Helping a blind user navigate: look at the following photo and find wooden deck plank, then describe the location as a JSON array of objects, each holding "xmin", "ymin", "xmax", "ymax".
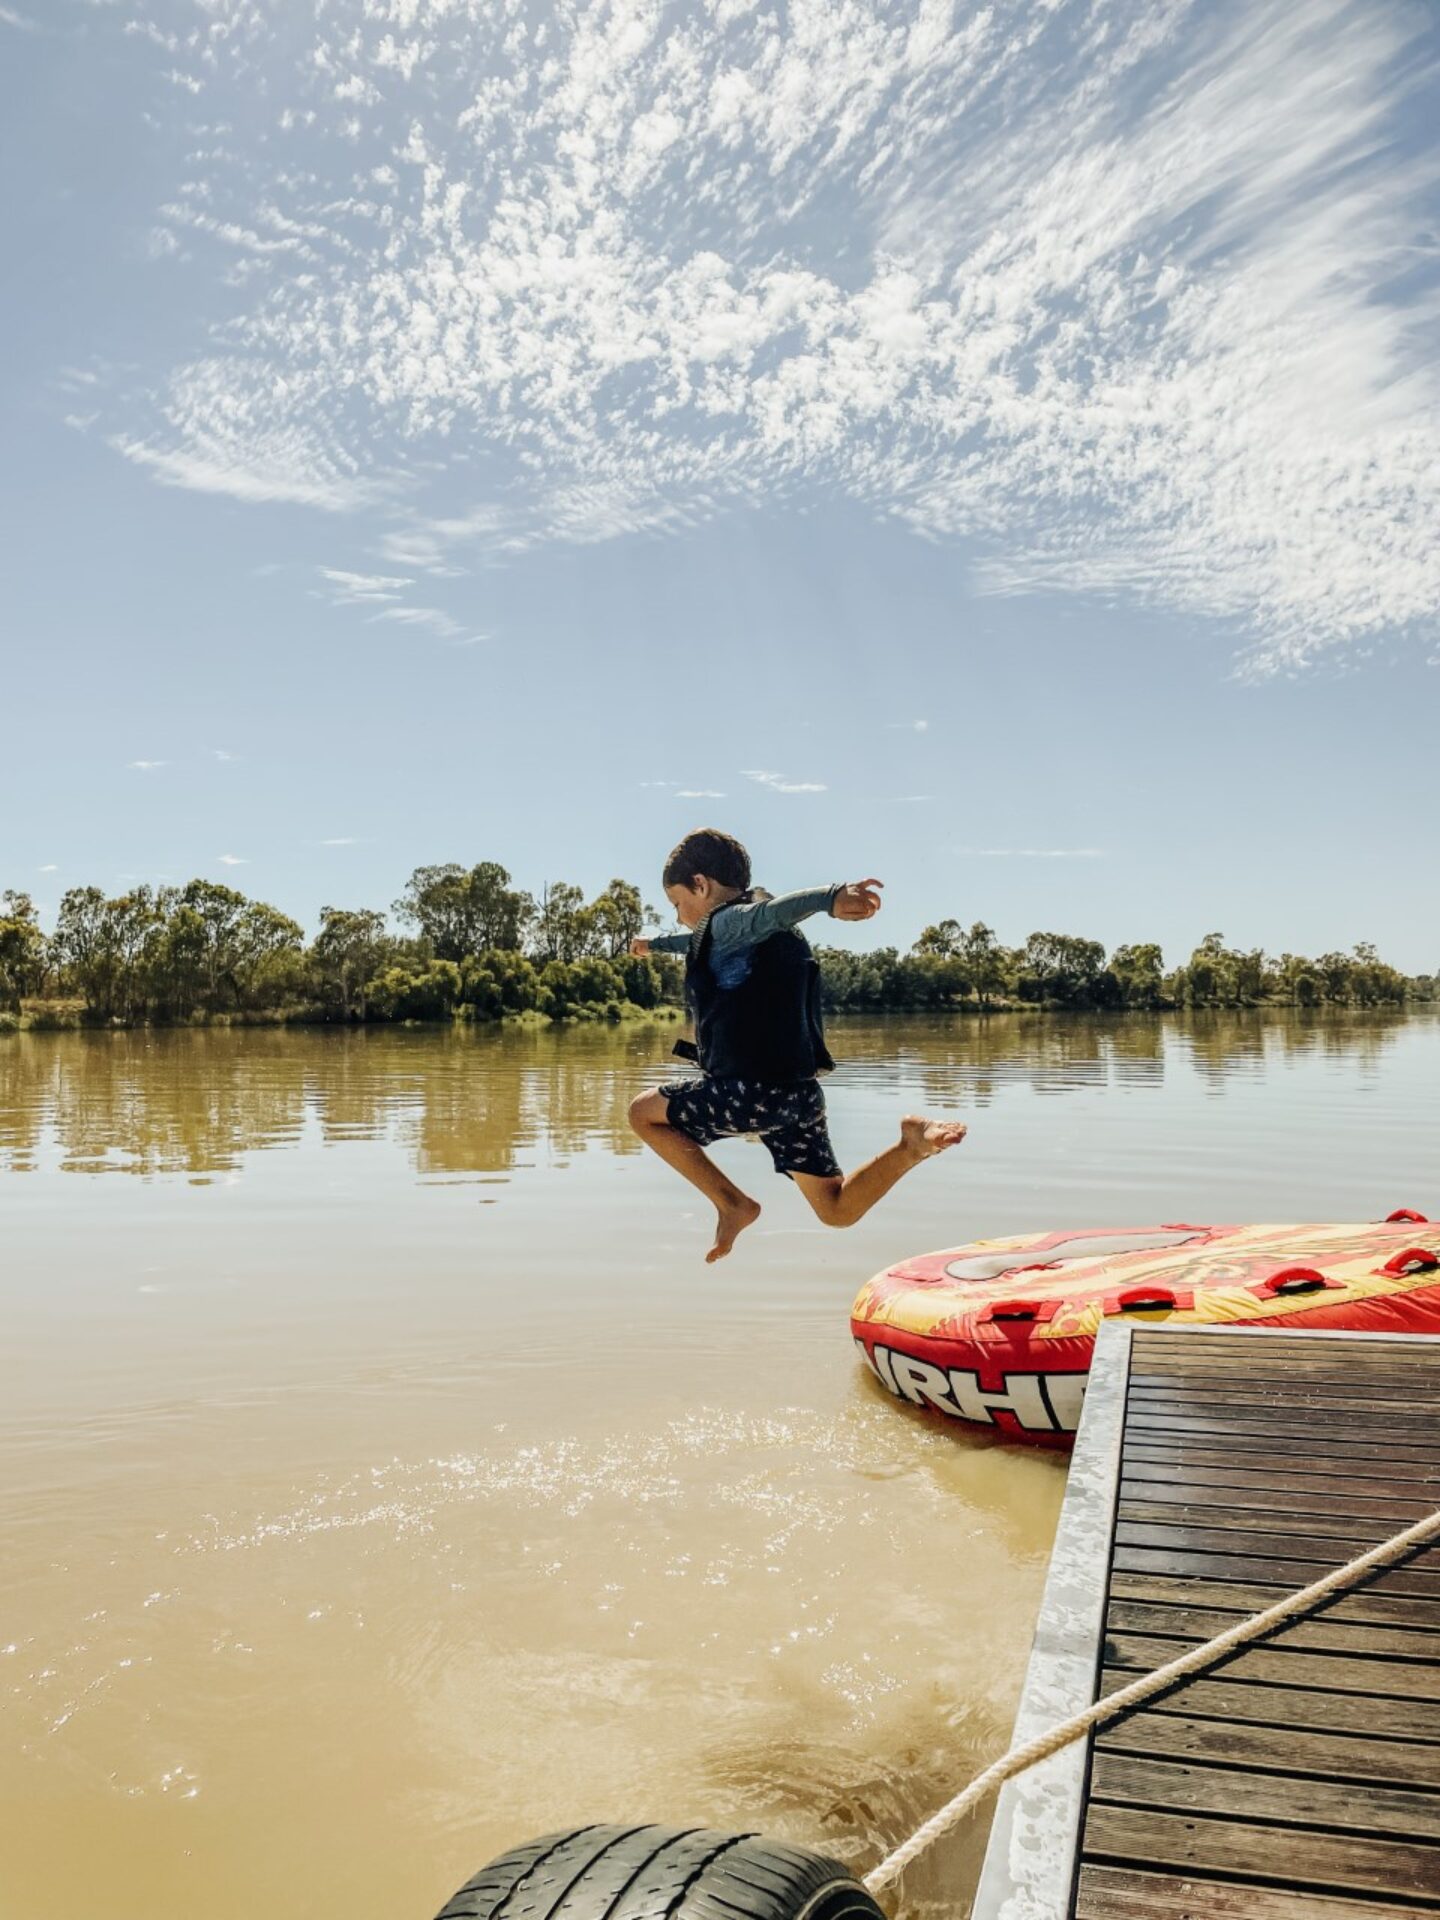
[
  {"xmin": 1121, "ymin": 1420, "xmax": 1440, "ymax": 1459},
  {"xmin": 1094, "ymin": 1710, "xmax": 1440, "ymax": 1790},
  {"xmin": 1097, "ymin": 1667, "xmax": 1440, "ymax": 1740},
  {"xmin": 1124, "ymin": 1399, "xmax": 1440, "ymax": 1434},
  {"xmin": 1120, "ymin": 1463, "xmax": 1439, "ymax": 1514},
  {"xmin": 1080, "ymin": 1804, "xmax": 1440, "ymax": 1901},
  {"xmin": 1122, "ymin": 1441, "xmax": 1440, "ymax": 1485},
  {"xmin": 1104, "ymin": 1631, "xmax": 1440, "ymax": 1701},
  {"xmin": 1121, "ymin": 1414, "xmax": 1440, "ymax": 1457},
  {"xmin": 1087, "ymin": 1752, "xmax": 1440, "ymax": 1841},
  {"xmin": 1127, "ymin": 1381, "xmax": 1440, "ymax": 1415},
  {"xmin": 1111, "ymin": 1543, "xmax": 1440, "ymax": 1597},
  {"xmin": 1127, "ymin": 1339, "xmax": 1440, "ymax": 1366},
  {"xmin": 1116, "ymin": 1498, "xmax": 1428, "ymax": 1545},
  {"xmin": 1106, "ymin": 1569, "xmax": 1440, "ymax": 1630},
  {"xmin": 1074, "ymin": 1863, "xmax": 1431, "ymax": 1920},
  {"xmin": 1106, "ymin": 1597, "xmax": 1440, "ymax": 1660},
  {"xmin": 1128, "ymin": 1369, "xmax": 1440, "ymax": 1403},
  {"xmin": 1112, "ymin": 1518, "xmax": 1440, "ymax": 1569}
]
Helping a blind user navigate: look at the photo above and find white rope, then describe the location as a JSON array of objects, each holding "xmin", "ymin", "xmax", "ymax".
[{"xmin": 862, "ymin": 1502, "xmax": 1440, "ymax": 1898}]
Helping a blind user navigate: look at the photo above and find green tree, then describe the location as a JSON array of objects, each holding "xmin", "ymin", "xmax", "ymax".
[
  {"xmin": 393, "ymin": 863, "xmax": 534, "ymax": 959},
  {"xmin": 312, "ymin": 908, "xmax": 389, "ymax": 1019},
  {"xmin": 52, "ymin": 885, "xmax": 164, "ymax": 1021},
  {"xmin": 963, "ymin": 922, "xmax": 1012, "ymax": 1008},
  {"xmin": 1186, "ymin": 932, "xmax": 1234, "ymax": 1007},
  {"xmin": 915, "ymin": 918, "xmax": 962, "ymax": 958},
  {"xmin": 568, "ymin": 956, "xmax": 625, "ymax": 1004},
  {"xmin": 460, "ymin": 949, "xmax": 541, "ymax": 1018},
  {"xmin": 1109, "ymin": 942, "xmax": 1165, "ymax": 1009},
  {"xmin": 589, "ymin": 879, "xmax": 651, "ymax": 959},
  {"xmin": 367, "ymin": 959, "xmax": 463, "ymax": 1020},
  {"xmin": 616, "ymin": 952, "xmax": 664, "ymax": 1009},
  {"xmin": 1018, "ymin": 931, "xmax": 1106, "ymax": 1005},
  {"xmin": 534, "ymin": 882, "xmax": 594, "ymax": 963},
  {"xmin": 0, "ymin": 892, "xmax": 48, "ymax": 1009},
  {"xmin": 172, "ymin": 881, "xmax": 304, "ymax": 1010}
]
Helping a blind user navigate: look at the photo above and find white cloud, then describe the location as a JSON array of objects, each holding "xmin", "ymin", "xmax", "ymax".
[
  {"xmin": 744, "ymin": 769, "xmax": 827, "ymax": 795},
  {"xmin": 0, "ymin": 6, "xmax": 39, "ymax": 30},
  {"xmin": 319, "ymin": 836, "xmax": 358, "ymax": 846},
  {"xmin": 316, "ymin": 567, "xmax": 411, "ymax": 606},
  {"xmin": 675, "ymin": 789, "xmax": 726, "ymax": 799},
  {"xmin": 114, "ymin": 430, "xmax": 372, "ymax": 513},
  {"xmin": 368, "ymin": 604, "xmax": 464, "ymax": 638},
  {"xmin": 313, "ymin": 566, "xmax": 473, "ymax": 638},
  {"xmin": 127, "ymin": 759, "xmax": 166, "ymax": 771},
  {"xmin": 102, "ymin": 0, "xmax": 1440, "ymax": 670},
  {"xmin": 38, "ymin": 863, "xmax": 58, "ymax": 872},
  {"xmin": 887, "ymin": 720, "xmax": 928, "ymax": 733},
  {"xmin": 217, "ymin": 853, "xmax": 248, "ymax": 866}
]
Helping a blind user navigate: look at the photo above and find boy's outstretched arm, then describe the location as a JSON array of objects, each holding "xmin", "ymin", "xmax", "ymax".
[
  {"xmin": 633, "ymin": 930, "xmax": 690, "ymax": 955},
  {"xmin": 714, "ymin": 877, "xmax": 884, "ymax": 947},
  {"xmin": 629, "ymin": 879, "xmax": 883, "ymax": 958}
]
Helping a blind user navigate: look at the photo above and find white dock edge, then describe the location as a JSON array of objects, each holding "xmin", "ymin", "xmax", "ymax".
[{"xmin": 969, "ymin": 1321, "xmax": 1132, "ymax": 1920}]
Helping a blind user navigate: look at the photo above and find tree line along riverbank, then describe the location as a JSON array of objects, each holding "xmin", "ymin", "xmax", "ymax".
[{"xmin": 0, "ymin": 864, "xmax": 1431, "ymax": 1031}]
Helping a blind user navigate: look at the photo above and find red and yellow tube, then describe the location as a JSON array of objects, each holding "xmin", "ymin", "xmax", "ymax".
[{"xmin": 850, "ymin": 1213, "xmax": 1440, "ymax": 1446}]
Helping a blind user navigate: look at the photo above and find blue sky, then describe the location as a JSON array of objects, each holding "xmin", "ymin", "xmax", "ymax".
[{"xmin": 3, "ymin": 0, "xmax": 1438, "ymax": 970}]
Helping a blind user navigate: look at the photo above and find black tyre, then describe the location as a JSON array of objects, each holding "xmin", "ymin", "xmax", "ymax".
[{"xmin": 434, "ymin": 1823, "xmax": 888, "ymax": 1920}]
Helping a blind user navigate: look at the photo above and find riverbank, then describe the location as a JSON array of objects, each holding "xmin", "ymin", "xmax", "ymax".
[
  {"xmin": 4, "ymin": 994, "xmax": 1434, "ymax": 1035},
  {"xmin": 0, "ymin": 998, "xmax": 687, "ymax": 1034}
]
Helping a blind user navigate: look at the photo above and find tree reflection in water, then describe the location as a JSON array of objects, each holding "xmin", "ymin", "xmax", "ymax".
[{"xmin": 0, "ymin": 1010, "xmax": 1422, "ymax": 1182}]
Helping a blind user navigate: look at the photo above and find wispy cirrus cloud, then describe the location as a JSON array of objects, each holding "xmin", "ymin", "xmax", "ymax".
[
  {"xmin": 315, "ymin": 568, "xmax": 410, "ymax": 608},
  {"xmin": 127, "ymin": 759, "xmax": 166, "ymax": 771},
  {"xmin": 745, "ymin": 769, "xmax": 827, "ymax": 795},
  {"xmin": 369, "ymin": 604, "xmax": 464, "ymax": 638},
  {"xmin": 312, "ymin": 565, "xmax": 478, "ymax": 642},
  {"xmin": 217, "ymin": 853, "xmax": 247, "ymax": 867},
  {"xmin": 96, "ymin": 0, "xmax": 1440, "ymax": 672},
  {"xmin": 675, "ymin": 789, "xmax": 726, "ymax": 799}
]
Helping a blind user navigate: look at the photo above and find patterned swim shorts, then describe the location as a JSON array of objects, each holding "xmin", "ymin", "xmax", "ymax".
[{"xmin": 657, "ymin": 1074, "xmax": 841, "ymax": 1180}]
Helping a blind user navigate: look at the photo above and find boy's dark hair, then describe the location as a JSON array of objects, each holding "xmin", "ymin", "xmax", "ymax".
[{"xmin": 663, "ymin": 828, "xmax": 751, "ymax": 892}]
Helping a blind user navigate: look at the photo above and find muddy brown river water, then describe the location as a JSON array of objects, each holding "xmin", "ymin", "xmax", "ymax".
[{"xmin": 2, "ymin": 1011, "xmax": 1436, "ymax": 1919}]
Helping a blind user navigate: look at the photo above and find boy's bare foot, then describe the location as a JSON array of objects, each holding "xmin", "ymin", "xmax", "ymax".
[
  {"xmin": 707, "ymin": 1193, "xmax": 762, "ymax": 1263},
  {"xmin": 900, "ymin": 1115, "xmax": 969, "ymax": 1162}
]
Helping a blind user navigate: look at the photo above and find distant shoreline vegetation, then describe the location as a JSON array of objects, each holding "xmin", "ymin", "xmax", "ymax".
[{"xmin": 0, "ymin": 869, "xmax": 1432, "ymax": 1033}]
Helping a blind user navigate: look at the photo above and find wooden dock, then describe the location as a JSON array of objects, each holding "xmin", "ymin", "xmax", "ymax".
[{"xmin": 974, "ymin": 1325, "xmax": 1440, "ymax": 1918}]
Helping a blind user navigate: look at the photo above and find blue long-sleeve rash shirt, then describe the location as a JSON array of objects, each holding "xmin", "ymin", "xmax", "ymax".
[{"xmin": 648, "ymin": 884, "xmax": 840, "ymax": 989}]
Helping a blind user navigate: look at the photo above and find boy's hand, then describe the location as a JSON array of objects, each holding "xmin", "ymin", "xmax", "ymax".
[
  {"xmin": 831, "ymin": 878, "xmax": 883, "ymax": 921},
  {"xmin": 630, "ymin": 937, "xmax": 652, "ymax": 956}
]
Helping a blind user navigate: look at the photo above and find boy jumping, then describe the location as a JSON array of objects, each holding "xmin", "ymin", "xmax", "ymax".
[{"xmin": 629, "ymin": 828, "xmax": 967, "ymax": 1262}]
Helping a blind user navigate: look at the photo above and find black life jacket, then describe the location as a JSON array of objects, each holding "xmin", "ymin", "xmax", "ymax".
[{"xmin": 678, "ymin": 892, "xmax": 835, "ymax": 1083}]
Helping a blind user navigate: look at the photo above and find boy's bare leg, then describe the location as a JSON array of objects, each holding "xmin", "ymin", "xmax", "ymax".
[
  {"xmin": 628, "ymin": 1090, "xmax": 762, "ymax": 1262},
  {"xmin": 793, "ymin": 1115, "xmax": 968, "ymax": 1229}
]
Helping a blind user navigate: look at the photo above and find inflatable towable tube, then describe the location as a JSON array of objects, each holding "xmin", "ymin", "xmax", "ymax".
[{"xmin": 851, "ymin": 1213, "xmax": 1440, "ymax": 1447}]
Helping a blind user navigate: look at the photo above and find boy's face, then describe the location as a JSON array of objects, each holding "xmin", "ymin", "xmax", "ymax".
[{"xmin": 665, "ymin": 878, "xmax": 714, "ymax": 929}]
